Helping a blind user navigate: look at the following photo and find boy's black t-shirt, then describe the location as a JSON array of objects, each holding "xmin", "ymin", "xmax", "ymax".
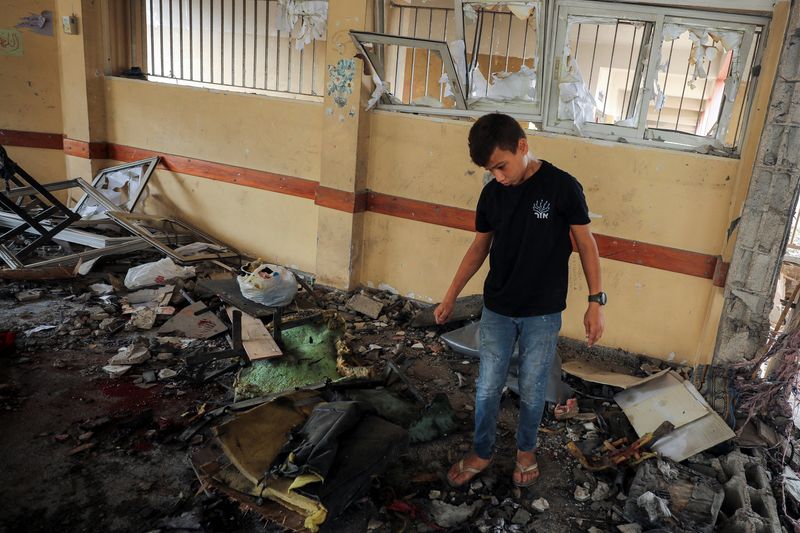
[{"xmin": 475, "ymin": 160, "xmax": 590, "ymax": 317}]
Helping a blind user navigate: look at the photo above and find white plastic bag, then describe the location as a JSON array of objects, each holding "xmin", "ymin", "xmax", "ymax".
[
  {"xmin": 237, "ymin": 263, "xmax": 298, "ymax": 307},
  {"xmin": 124, "ymin": 258, "xmax": 196, "ymax": 289}
]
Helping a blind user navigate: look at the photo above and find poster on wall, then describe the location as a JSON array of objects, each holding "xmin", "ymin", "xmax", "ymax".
[{"xmin": 0, "ymin": 29, "xmax": 23, "ymax": 56}]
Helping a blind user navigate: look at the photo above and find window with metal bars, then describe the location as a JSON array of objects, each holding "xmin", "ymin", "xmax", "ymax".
[
  {"xmin": 546, "ymin": 1, "xmax": 766, "ymax": 153},
  {"xmin": 353, "ymin": 1, "xmax": 543, "ymax": 118},
  {"xmin": 126, "ymin": 0, "xmax": 326, "ymax": 99},
  {"xmin": 360, "ymin": 0, "xmax": 768, "ymax": 155}
]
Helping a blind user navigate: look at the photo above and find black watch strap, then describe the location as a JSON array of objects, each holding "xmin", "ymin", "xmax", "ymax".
[{"xmin": 588, "ymin": 292, "xmax": 607, "ymax": 305}]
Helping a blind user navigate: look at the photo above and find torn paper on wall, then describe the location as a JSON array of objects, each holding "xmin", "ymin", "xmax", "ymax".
[
  {"xmin": 661, "ymin": 24, "xmax": 744, "ymax": 101},
  {"xmin": 76, "ymin": 166, "xmax": 148, "ymax": 221},
  {"xmin": 473, "ymin": 66, "xmax": 537, "ymax": 102},
  {"xmin": 464, "ymin": 2, "xmax": 538, "ymax": 21},
  {"xmin": 277, "ymin": 0, "xmax": 327, "ymax": 51},
  {"xmin": 556, "ymin": 46, "xmax": 596, "ymax": 132}
]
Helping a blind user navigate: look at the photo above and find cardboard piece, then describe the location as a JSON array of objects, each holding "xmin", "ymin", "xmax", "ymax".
[
  {"xmin": 226, "ymin": 307, "xmax": 282, "ymax": 360},
  {"xmin": 614, "ymin": 370, "xmax": 735, "ymax": 462},
  {"xmin": 157, "ymin": 301, "xmax": 227, "ymax": 339},
  {"xmin": 562, "ymin": 360, "xmax": 669, "ymax": 389}
]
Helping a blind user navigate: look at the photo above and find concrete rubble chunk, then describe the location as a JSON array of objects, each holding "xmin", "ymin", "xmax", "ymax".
[
  {"xmin": 158, "ymin": 368, "xmax": 177, "ymax": 380},
  {"xmin": 574, "ymin": 486, "xmax": 591, "ymax": 502},
  {"xmin": 430, "ymin": 500, "xmax": 482, "ymax": 528},
  {"xmin": 511, "ymin": 507, "xmax": 531, "ymax": 525},
  {"xmin": 531, "ymin": 498, "xmax": 549, "ymax": 513},
  {"xmin": 637, "ymin": 491, "xmax": 672, "ymax": 523},
  {"xmin": 109, "ymin": 343, "xmax": 150, "ymax": 366},
  {"xmin": 616, "ymin": 524, "xmax": 642, "ymax": 533},
  {"xmin": 715, "ymin": 450, "xmax": 782, "ymax": 533},
  {"xmin": 346, "ymin": 293, "xmax": 384, "ymax": 319},
  {"xmin": 591, "ymin": 481, "xmax": 611, "ymax": 501},
  {"xmin": 102, "ymin": 364, "xmax": 132, "ymax": 377}
]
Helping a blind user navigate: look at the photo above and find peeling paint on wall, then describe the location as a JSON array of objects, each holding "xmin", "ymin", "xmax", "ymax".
[{"xmin": 327, "ymin": 59, "xmax": 355, "ymax": 108}]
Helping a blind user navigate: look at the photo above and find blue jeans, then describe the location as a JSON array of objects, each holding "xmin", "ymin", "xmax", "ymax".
[{"xmin": 473, "ymin": 307, "xmax": 561, "ymax": 459}]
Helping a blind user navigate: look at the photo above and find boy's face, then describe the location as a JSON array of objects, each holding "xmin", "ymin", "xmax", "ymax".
[{"xmin": 484, "ymin": 138, "xmax": 529, "ymax": 187}]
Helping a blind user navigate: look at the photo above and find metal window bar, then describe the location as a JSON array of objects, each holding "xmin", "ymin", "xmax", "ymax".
[
  {"xmin": 789, "ymin": 205, "xmax": 800, "ymax": 251},
  {"xmin": 134, "ymin": 0, "xmax": 323, "ymax": 98}
]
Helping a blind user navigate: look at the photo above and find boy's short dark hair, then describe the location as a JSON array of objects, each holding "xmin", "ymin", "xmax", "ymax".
[{"xmin": 468, "ymin": 113, "xmax": 526, "ymax": 167}]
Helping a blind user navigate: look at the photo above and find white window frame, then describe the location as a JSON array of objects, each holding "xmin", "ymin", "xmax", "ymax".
[{"xmin": 545, "ymin": 0, "xmax": 767, "ymax": 152}]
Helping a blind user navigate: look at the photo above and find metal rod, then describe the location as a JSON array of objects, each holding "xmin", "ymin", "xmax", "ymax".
[
  {"xmin": 486, "ymin": 12, "xmax": 497, "ymax": 97},
  {"xmin": 298, "ymin": 37, "xmax": 304, "ymax": 93},
  {"xmin": 424, "ymin": 8, "xmax": 433, "ymax": 96},
  {"xmin": 264, "ymin": 0, "xmax": 270, "ymax": 89},
  {"xmin": 440, "ymin": 9, "xmax": 448, "ymax": 101},
  {"xmin": 602, "ymin": 22, "xmax": 619, "ymax": 120},
  {"xmin": 621, "ymin": 24, "xmax": 637, "ymax": 117},
  {"xmin": 409, "ymin": 8, "xmax": 419, "ymax": 102},
  {"xmin": 189, "ymin": 0, "xmax": 194, "ymax": 79},
  {"xmin": 276, "ymin": 25, "xmax": 281, "ymax": 90},
  {"xmin": 656, "ymin": 40, "xmax": 675, "ymax": 128},
  {"xmin": 231, "ymin": 0, "xmax": 235, "ymax": 84},
  {"xmin": 169, "ymin": 0, "xmax": 174, "ymax": 76},
  {"xmin": 311, "ymin": 38, "xmax": 316, "ymax": 95},
  {"xmin": 521, "ymin": 14, "xmax": 530, "ymax": 68},
  {"xmin": 252, "ymin": 0, "xmax": 257, "ymax": 87},
  {"xmin": 587, "ymin": 24, "xmax": 599, "ymax": 91},
  {"xmin": 575, "ymin": 25, "xmax": 581, "ymax": 62},
  {"xmin": 211, "ymin": 0, "xmax": 215, "ymax": 83},
  {"xmin": 158, "ymin": 0, "xmax": 164, "ymax": 75},
  {"xmin": 694, "ymin": 71, "xmax": 710, "ymax": 132},
  {"xmin": 221, "ymin": 0, "xmax": 224, "ymax": 84},
  {"xmin": 242, "ymin": 0, "xmax": 247, "ymax": 87},
  {"xmin": 179, "ymin": 0, "xmax": 186, "ymax": 79},
  {"xmin": 675, "ymin": 51, "xmax": 691, "ymax": 131},
  {"xmin": 394, "ymin": 7, "xmax": 404, "ymax": 95},
  {"xmin": 504, "ymin": 12, "xmax": 512, "ymax": 72},
  {"xmin": 287, "ymin": 17, "xmax": 293, "ymax": 92},
  {"xmin": 130, "ymin": 0, "xmax": 136, "ymax": 66}
]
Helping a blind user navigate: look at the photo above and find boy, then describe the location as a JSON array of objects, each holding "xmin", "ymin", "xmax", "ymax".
[{"xmin": 434, "ymin": 113, "xmax": 605, "ymax": 488}]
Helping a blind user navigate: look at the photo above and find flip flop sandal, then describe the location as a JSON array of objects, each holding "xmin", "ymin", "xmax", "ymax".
[
  {"xmin": 446, "ymin": 457, "xmax": 493, "ymax": 488},
  {"xmin": 513, "ymin": 460, "xmax": 540, "ymax": 488},
  {"xmin": 554, "ymin": 397, "xmax": 579, "ymax": 420}
]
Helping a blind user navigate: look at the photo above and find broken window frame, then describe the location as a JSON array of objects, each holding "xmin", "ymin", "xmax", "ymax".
[
  {"xmin": 364, "ymin": 0, "xmax": 545, "ymax": 120},
  {"xmin": 105, "ymin": 212, "xmax": 241, "ymax": 264},
  {"xmin": 350, "ymin": 30, "xmax": 469, "ymax": 110},
  {"xmin": 72, "ymin": 157, "xmax": 159, "ymax": 220},
  {"xmin": 544, "ymin": 0, "xmax": 768, "ymax": 152}
]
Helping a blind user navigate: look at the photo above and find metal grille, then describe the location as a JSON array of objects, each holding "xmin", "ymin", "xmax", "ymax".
[
  {"xmin": 568, "ymin": 18, "xmax": 651, "ymax": 125},
  {"xmin": 129, "ymin": 0, "xmax": 325, "ymax": 98}
]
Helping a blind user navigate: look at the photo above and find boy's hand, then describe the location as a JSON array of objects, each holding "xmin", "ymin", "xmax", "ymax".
[
  {"xmin": 584, "ymin": 304, "xmax": 605, "ymax": 347},
  {"xmin": 434, "ymin": 298, "xmax": 455, "ymax": 325}
]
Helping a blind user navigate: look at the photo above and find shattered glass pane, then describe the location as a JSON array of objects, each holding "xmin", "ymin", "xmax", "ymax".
[{"xmin": 566, "ymin": 17, "xmax": 650, "ymax": 127}]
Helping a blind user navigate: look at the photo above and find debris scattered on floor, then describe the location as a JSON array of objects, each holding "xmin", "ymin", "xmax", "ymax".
[{"xmin": 2, "ymin": 155, "xmax": 799, "ymax": 532}]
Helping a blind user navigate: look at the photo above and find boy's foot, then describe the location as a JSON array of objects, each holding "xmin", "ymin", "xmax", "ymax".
[
  {"xmin": 513, "ymin": 449, "xmax": 539, "ymax": 487},
  {"xmin": 446, "ymin": 454, "xmax": 493, "ymax": 488}
]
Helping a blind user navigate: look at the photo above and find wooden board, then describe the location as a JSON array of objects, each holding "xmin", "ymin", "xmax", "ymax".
[{"xmin": 226, "ymin": 306, "xmax": 282, "ymax": 360}]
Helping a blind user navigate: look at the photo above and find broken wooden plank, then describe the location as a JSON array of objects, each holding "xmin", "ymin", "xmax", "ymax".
[
  {"xmin": 0, "ymin": 265, "xmax": 76, "ymax": 280},
  {"xmin": 410, "ymin": 294, "xmax": 483, "ymax": 327},
  {"xmin": 225, "ymin": 306, "xmax": 282, "ymax": 360}
]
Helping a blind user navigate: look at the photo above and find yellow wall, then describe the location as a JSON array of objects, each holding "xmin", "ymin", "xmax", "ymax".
[
  {"xmin": 0, "ymin": 1, "xmax": 66, "ymax": 184},
  {"xmin": 361, "ymin": 110, "xmax": 742, "ymax": 362},
  {"xmin": 103, "ymin": 77, "xmax": 321, "ymax": 272}
]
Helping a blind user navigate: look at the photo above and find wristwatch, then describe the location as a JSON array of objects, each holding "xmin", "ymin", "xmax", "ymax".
[{"xmin": 588, "ymin": 292, "xmax": 607, "ymax": 305}]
